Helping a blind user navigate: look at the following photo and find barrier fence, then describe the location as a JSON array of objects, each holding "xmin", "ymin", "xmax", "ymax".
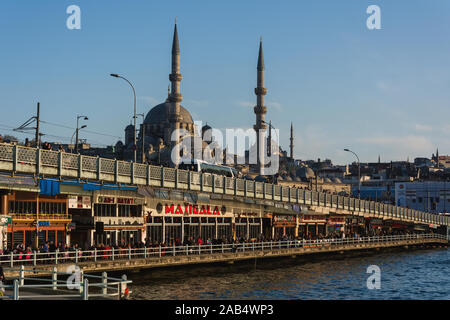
[
  {"xmin": 0, "ymin": 233, "xmax": 447, "ymax": 267},
  {"xmin": 0, "ymin": 267, "xmax": 131, "ymax": 300},
  {"xmin": 0, "ymin": 144, "xmax": 449, "ymax": 226}
]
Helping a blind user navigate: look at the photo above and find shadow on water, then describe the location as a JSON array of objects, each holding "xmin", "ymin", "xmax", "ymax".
[{"xmin": 119, "ymin": 247, "xmax": 450, "ymax": 300}]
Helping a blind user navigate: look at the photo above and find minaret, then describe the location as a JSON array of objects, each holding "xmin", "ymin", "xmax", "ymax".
[
  {"xmin": 290, "ymin": 122, "xmax": 294, "ymax": 160},
  {"xmin": 167, "ymin": 21, "xmax": 183, "ymax": 146},
  {"xmin": 253, "ymin": 38, "xmax": 267, "ymax": 174},
  {"xmin": 436, "ymin": 148, "xmax": 439, "ymax": 167}
]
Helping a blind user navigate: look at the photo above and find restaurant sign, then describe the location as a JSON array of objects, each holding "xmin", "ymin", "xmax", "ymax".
[
  {"xmin": 69, "ymin": 195, "xmax": 92, "ymax": 209},
  {"xmin": 165, "ymin": 203, "xmax": 222, "ymax": 216},
  {"xmin": 0, "ymin": 215, "xmax": 11, "ymax": 227}
]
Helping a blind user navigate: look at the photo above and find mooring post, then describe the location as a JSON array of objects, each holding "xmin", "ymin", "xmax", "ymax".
[
  {"xmin": 102, "ymin": 272, "xmax": 108, "ymax": 295},
  {"xmin": 82, "ymin": 278, "xmax": 89, "ymax": 300},
  {"xmin": 52, "ymin": 266, "xmax": 57, "ymax": 290},
  {"xmin": 79, "ymin": 270, "xmax": 84, "ymax": 294},
  {"xmin": 13, "ymin": 279, "xmax": 19, "ymax": 300},
  {"xmin": 19, "ymin": 265, "xmax": 25, "ymax": 286}
]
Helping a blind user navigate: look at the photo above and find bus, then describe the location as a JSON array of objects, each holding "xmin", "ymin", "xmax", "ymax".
[{"xmin": 178, "ymin": 159, "xmax": 239, "ymax": 178}]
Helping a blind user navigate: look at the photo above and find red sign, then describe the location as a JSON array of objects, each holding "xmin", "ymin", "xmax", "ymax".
[
  {"xmin": 117, "ymin": 198, "xmax": 134, "ymax": 204},
  {"xmin": 165, "ymin": 204, "xmax": 221, "ymax": 216}
]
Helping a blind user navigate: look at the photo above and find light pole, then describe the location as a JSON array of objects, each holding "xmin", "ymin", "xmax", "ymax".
[
  {"xmin": 75, "ymin": 115, "xmax": 88, "ymax": 153},
  {"xmin": 344, "ymin": 148, "xmax": 360, "ymax": 199},
  {"xmin": 111, "ymin": 73, "xmax": 137, "ymax": 163},
  {"xmin": 137, "ymin": 113, "xmax": 145, "ymax": 163}
]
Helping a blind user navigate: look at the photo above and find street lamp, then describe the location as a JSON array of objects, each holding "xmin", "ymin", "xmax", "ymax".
[
  {"xmin": 75, "ymin": 115, "xmax": 88, "ymax": 154},
  {"xmin": 344, "ymin": 148, "xmax": 361, "ymax": 199},
  {"xmin": 137, "ymin": 113, "xmax": 145, "ymax": 163},
  {"xmin": 110, "ymin": 73, "xmax": 137, "ymax": 163}
]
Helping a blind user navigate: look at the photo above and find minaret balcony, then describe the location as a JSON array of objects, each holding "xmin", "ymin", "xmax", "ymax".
[
  {"xmin": 169, "ymin": 73, "xmax": 183, "ymax": 81},
  {"xmin": 253, "ymin": 105, "xmax": 267, "ymax": 114},
  {"xmin": 169, "ymin": 93, "xmax": 183, "ymax": 102},
  {"xmin": 254, "ymin": 87, "xmax": 267, "ymax": 95}
]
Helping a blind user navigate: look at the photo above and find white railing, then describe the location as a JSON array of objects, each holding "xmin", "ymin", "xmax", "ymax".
[
  {"xmin": 0, "ymin": 266, "xmax": 132, "ymax": 300},
  {"xmin": 0, "ymin": 234, "xmax": 446, "ymax": 268},
  {"xmin": 0, "ymin": 143, "xmax": 448, "ymax": 226}
]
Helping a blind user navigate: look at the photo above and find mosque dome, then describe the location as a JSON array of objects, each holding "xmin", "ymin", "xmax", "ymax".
[
  {"xmin": 296, "ymin": 167, "xmax": 315, "ymax": 180},
  {"xmin": 144, "ymin": 102, "xmax": 193, "ymax": 125}
]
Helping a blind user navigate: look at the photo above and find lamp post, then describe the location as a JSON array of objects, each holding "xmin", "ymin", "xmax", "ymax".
[
  {"xmin": 137, "ymin": 113, "xmax": 145, "ymax": 163},
  {"xmin": 344, "ymin": 148, "xmax": 360, "ymax": 199},
  {"xmin": 111, "ymin": 73, "xmax": 137, "ymax": 163},
  {"xmin": 75, "ymin": 115, "xmax": 88, "ymax": 154}
]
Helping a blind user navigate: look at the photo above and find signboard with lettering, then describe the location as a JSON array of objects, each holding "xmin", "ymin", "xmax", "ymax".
[
  {"xmin": 328, "ymin": 217, "xmax": 346, "ymax": 225},
  {"xmin": 0, "ymin": 215, "xmax": 11, "ymax": 227},
  {"xmin": 69, "ymin": 195, "xmax": 92, "ymax": 209},
  {"xmin": 165, "ymin": 203, "xmax": 222, "ymax": 216},
  {"xmin": 38, "ymin": 221, "xmax": 50, "ymax": 227},
  {"xmin": 301, "ymin": 215, "xmax": 327, "ymax": 223},
  {"xmin": 97, "ymin": 196, "xmax": 116, "ymax": 204},
  {"xmin": 117, "ymin": 198, "xmax": 134, "ymax": 205}
]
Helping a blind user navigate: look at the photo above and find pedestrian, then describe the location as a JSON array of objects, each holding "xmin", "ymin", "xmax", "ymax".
[{"xmin": 0, "ymin": 266, "xmax": 5, "ymax": 296}]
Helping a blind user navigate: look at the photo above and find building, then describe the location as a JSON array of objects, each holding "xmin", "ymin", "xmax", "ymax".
[{"xmin": 395, "ymin": 181, "xmax": 450, "ymax": 214}]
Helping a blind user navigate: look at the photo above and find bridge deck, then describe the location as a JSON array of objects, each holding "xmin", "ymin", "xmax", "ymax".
[{"xmin": 4, "ymin": 237, "xmax": 447, "ymax": 278}]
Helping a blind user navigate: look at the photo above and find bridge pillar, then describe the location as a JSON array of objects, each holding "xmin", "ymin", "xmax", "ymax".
[
  {"xmin": 96, "ymin": 156, "xmax": 100, "ymax": 181},
  {"xmin": 36, "ymin": 148, "xmax": 42, "ymax": 176},
  {"xmin": 78, "ymin": 155, "xmax": 83, "ymax": 180},
  {"xmin": 58, "ymin": 151, "xmax": 63, "ymax": 176}
]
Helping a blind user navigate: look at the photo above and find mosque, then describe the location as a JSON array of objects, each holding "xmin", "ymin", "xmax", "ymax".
[{"xmin": 118, "ymin": 22, "xmax": 295, "ymax": 178}]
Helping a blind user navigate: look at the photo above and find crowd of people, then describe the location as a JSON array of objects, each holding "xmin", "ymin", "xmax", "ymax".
[{"xmin": 0, "ymin": 228, "xmax": 436, "ymax": 264}]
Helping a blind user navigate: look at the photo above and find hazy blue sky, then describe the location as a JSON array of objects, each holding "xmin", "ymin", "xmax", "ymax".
[{"xmin": 1, "ymin": 0, "xmax": 450, "ymax": 164}]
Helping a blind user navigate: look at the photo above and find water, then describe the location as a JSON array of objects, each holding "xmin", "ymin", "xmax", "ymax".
[{"xmin": 127, "ymin": 247, "xmax": 450, "ymax": 300}]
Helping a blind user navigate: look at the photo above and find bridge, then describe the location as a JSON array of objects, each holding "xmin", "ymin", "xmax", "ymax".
[
  {"xmin": 0, "ymin": 143, "xmax": 449, "ymax": 227},
  {"xmin": 1, "ymin": 234, "xmax": 448, "ymax": 278}
]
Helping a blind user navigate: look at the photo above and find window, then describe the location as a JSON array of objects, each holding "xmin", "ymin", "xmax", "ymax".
[
  {"xmin": 418, "ymin": 197, "xmax": 423, "ymax": 203},
  {"xmin": 94, "ymin": 204, "xmax": 116, "ymax": 217}
]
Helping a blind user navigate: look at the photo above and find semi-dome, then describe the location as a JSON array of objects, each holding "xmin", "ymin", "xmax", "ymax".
[
  {"xmin": 144, "ymin": 102, "xmax": 194, "ymax": 125},
  {"xmin": 296, "ymin": 166, "xmax": 315, "ymax": 180}
]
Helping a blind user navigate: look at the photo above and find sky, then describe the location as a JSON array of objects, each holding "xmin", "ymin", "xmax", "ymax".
[{"xmin": 1, "ymin": 0, "xmax": 450, "ymax": 165}]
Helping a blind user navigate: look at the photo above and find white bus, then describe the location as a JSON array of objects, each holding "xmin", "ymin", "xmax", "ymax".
[{"xmin": 178, "ymin": 159, "xmax": 239, "ymax": 178}]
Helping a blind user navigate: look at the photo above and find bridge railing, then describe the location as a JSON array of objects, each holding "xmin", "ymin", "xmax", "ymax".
[
  {"xmin": 0, "ymin": 233, "xmax": 446, "ymax": 267},
  {"xmin": 0, "ymin": 143, "xmax": 449, "ymax": 226},
  {"xmin": 0, "ymin": 266, "xmax": 131, "ymax": 300}
]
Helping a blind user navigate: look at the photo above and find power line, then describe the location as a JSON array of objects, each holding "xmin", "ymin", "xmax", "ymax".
[{"xmin": 40, "ymin": 120, "xmax": 122, "ymax": 139}]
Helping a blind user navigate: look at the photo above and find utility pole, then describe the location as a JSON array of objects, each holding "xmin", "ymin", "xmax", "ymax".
[
  {"xmin": 35, "ymin": 102, "xmax": 40, "ymax": 148},
  {"xmin": 138, "ymin": 113, "xmax": 145, "ymax": 163}
]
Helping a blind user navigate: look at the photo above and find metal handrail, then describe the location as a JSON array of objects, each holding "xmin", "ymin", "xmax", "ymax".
[
  {"xmin": 0, "ymin": 267, "xmax": 131, "ymax": 300},
  {"xmin": 0, "ymin": 234, "xmax": 446, "ymax": 267},
  {"xmin": 0, "ymin": 143, "xmax": 448, "ymax": 227}
]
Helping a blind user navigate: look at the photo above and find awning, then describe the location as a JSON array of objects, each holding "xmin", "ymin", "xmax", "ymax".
[
  {"xmin": 264, "ymin": 205, "xmax": 299, "ymax": 215},
  {"xmin": 0, "ymin": 175, "xmax": 40, "ymax": 192}
]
